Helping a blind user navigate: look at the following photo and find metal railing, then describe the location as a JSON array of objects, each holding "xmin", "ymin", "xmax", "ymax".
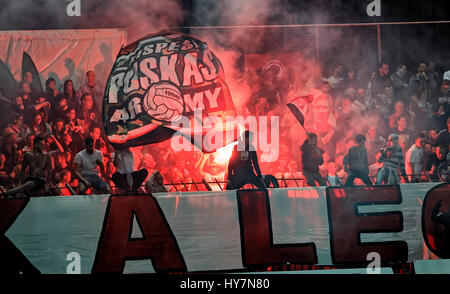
[
  {"xmin": 65, "ymin": 173, "xmax": 445, "ymax": 195},
  {"xmin": 1, "ymin": 172, "xmax": 444, "ymax": 198}
]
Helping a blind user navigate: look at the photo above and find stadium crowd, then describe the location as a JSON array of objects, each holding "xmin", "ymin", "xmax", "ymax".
[
  {"xmin": 243, "ymin": 61, "xmax": 450, "ymax": 187},
  {"xmin": 0, "ymin": 59, "xmax": 449, "ymax": 196}
]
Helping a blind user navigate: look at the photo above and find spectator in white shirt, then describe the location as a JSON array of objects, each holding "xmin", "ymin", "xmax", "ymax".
[
  {"xmin": 74, "ymin": 136, "xmax": 111, "ymax": 194},
  {"xmin": 405, "ymin": 133, "xmax": 426, "ymax": 182},
  {"xmin": 112, "ymin": 147, "xmax": 148, "ymax": 194}
]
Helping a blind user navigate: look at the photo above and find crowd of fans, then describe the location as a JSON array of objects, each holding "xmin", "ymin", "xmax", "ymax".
[
  {"xmin": 241, "ymin": 61, "xmax": 450, "ymax": 186},
  {"xmin": 0, "ymin": 58, "xmax": 449, "ymax": 196},
  {"xmin": 243, "ymin": 62, "xmax": 450, "ymax": 186},
  {"xmin": 0, "ymin": 70, "xmax": 114, "ymax": 195}
]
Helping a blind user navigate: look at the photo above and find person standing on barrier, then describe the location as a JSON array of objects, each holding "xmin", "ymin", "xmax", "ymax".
[
  {"xmin": 226, "ymin": 131, "xmax": 266, "ymax": 190},
  {"xmin": 344, "ymin": 134, "xmax": 372, "ymax": 186},
  {"xmin": 301, "ymin": 132, "xmax": 327, "ymax": 187},
  {"xmin": 112, "ymin": 147, "xmax": 148, "ymax": 194},
  {"xmin": 376, "ymin": 134, "xmax": 409, "ymax": 185}
]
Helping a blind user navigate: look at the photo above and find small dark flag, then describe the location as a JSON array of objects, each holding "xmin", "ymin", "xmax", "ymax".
[
  {"xmin": 22, "ymin": 52, "xmax": 43, "ymax": 96},
  {"xmin": 287, "ymin": 94, "xmax": 314, "ymax": 127},
  {"xmin": 0, "ymin": 60, "xmax": 18, "ymax": 100}
]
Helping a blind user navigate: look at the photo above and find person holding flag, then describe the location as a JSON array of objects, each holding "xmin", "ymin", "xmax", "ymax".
[{"xmin": 301, "ymin": 132, "xmax": 327, "ymax": 187}]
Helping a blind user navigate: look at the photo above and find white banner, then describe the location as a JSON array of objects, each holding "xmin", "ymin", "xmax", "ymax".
[
  {"xmin": 0, "ymin": 29, "xmax": 127, "ymax": 90},
  {"xmin": 3, "ymin": 183, "xmax": 449, "ymax": 274}
]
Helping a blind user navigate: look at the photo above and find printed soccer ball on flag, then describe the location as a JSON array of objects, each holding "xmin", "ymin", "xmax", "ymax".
[{"xmin": 142, "ymin": 82, "xmax": 184, "ymax": 122}]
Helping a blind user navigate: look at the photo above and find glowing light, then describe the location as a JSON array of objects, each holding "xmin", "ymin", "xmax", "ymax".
[{"xmin": 213, "ymin": 142, "xmax": 237, "ymax": 165}]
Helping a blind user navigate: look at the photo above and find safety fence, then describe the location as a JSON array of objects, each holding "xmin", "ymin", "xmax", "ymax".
[{"xmin": 5, "ymin": 172, "xmax": 444, "ymax": 198}]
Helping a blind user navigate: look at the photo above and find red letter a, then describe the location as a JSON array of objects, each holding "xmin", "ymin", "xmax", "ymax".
[{"xmin": 92, "ymin": 195, "xmax": 186, "ymax": 273}]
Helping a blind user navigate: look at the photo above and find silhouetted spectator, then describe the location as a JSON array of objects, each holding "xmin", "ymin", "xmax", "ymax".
[
  {"xmin": 409, "ymin": 63, "xmax": 437, "ymax": 96},
  {"xmin": 390, "ymin": 64, "xmax": 411, "ymax": 103},
  {"xmin": 301, "ymin": 132, "xmax": 326, "ymax": 187},
  {"xmin": 226, "ymin": 131, "xmax": 266, "ymax": 190},
  {"xmin": 371, "ymin": 62, "xmax": 392, "ymax": 96},
  {"xmin": 344, "ymin": 134, "xmax": 372, "ymax": 186},
  {"xmin": 436, "ymin": 116, "xmax": 450, "ymax": 148},
  {"xmin": 427, "ymin": 145, "xmax": 449, "ymax": 182},
  {"xmin": 44, "ymin": 77, "xmax": 59, "ymax": 106}
]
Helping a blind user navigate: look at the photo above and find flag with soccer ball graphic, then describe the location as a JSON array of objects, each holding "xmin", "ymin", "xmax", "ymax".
[{"xmin": 103, "ymin": 30, "xmax": 238, "ymax": 152}]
